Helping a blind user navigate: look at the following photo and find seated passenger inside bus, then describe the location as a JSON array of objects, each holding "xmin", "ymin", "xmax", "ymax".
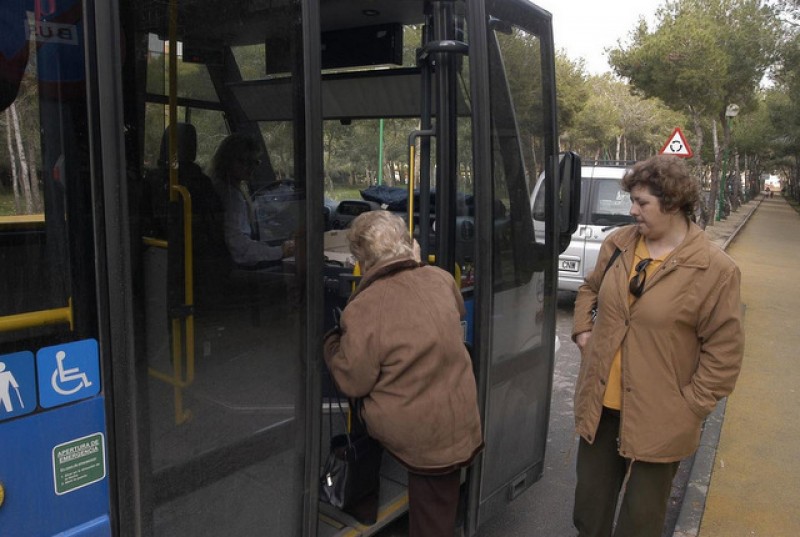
[{"xmin": 209, "ymin": 133, "xmax": 295, "ymax": 269}]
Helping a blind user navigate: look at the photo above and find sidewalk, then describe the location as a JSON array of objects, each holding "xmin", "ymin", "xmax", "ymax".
[
  {"xmin": 673, "ymin": 194, "xmax": 800, "ymax": 536},
  {"xmin": 702, "ymin": 198, "xmax": 761, "ymax": 250}
]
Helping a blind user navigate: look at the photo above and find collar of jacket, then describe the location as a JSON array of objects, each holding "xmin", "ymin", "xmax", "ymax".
[
  {"xmin": 608, "ymin": 221, "xmax": 711, "ymax": 272},
  {"xmin": 349, "ymin": 256, "xmax": 422, "ymax": 302}
]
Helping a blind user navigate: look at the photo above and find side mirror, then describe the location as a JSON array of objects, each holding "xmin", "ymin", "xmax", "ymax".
[{"xmin": 558, "ymin": 151, "xmax": 581, "ymax": 254}]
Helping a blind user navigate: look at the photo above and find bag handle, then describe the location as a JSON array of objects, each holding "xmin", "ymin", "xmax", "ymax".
[
  {"xmin": 601, "ymin": 247, "xmax": 622, "ymax": 281},
  {"xmin": 591, "ymin": 247, "xmax": 622, "ymax": 322},
  {"xmin": 327, "ymin": 380, "xmax": 354, "ymax": 450}
]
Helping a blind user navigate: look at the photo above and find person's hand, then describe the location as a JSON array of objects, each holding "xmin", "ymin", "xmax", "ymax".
[
  {"xmin": 575, "ymin": 331, "xmax": 592, "ymax": 352},
  {"xmin": 282, "ymin": 239, "xmax": 295, "ymax": 258}
]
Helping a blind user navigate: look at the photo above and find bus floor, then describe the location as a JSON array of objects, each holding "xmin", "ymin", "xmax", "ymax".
[
  {"xmin": 318, "ymin": 455, "xmax": 410, "ymax": 537},
  {"xmin": 141, "ymin": 283, "xmax": 413, "ymax": 535}
]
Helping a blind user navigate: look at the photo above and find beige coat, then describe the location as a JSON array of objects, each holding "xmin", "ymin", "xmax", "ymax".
[
  {"xmin": 324, "ymin": 257, "xmax": 483, "ymax": 473},
  {"xmin": 572, "ymin": 223, "xmax": 744, "ymax": 462}
]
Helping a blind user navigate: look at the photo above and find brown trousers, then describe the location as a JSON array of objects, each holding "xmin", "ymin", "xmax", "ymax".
[{"xmin": 408, "ymin": 469, "xmax": 461, "ymax": 537}]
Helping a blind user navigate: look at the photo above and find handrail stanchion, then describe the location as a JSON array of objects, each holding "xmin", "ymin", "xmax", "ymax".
[{"xmin": 0, "ymin": 298, "xmax": 74, "ymax": 333}]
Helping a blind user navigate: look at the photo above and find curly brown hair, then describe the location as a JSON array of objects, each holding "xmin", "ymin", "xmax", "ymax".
[{"xmin": 621, "ymin": 155, "xmax": 700, "ymax": 217}]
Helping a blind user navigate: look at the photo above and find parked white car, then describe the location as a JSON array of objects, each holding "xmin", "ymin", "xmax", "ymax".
[{"xmin": 532, "ymin": 161, "xmax": 634, "ymax": 292}]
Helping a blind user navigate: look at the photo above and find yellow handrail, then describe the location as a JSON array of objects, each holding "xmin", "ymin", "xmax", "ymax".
[
  {"xmin": 145, "ymin": 0, "xmax": 195, "ymax": 424},
  {"xmin": 0, "ymin": 298, "xmax": 74, "ymax": 333},
  {"xmin": 142, "ymin": 236, "xmax": 168, "ymax": 248},
  {"xmin": 147, "ymin": 184, "xmax": 195, "ymax": 425},
  {"xmin": 0, "ymin": 214, "xmax": 45, "ymax": 228}
]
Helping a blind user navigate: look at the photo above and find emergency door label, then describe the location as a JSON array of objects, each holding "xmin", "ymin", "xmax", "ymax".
[{"xmin": 52, "ymin": 432, "xmax": 106, "ymax": 495}]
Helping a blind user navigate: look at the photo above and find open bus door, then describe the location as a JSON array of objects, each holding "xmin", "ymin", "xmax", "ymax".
[{"xmin": 465, "ymin": 0, "xmax": 565, "ymax": 529}]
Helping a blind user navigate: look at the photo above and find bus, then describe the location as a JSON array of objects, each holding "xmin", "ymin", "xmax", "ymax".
[{"xmin": 0, "ymin": 0, "xmax": 580, "ymax": 535}]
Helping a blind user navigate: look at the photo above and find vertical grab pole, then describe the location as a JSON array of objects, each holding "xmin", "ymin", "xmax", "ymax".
[
  {"xmin": 166, "ymin": 0, "xmax": 194, "ymax": 425},
  {"xmin": 408, "ymin": 130, "xmax": 436, "ymax": 238},
  {"xmin": 167, "ymin": 0, "xmax": 178, "ymax": 202},
  {"xmin": 418, "ymin": 17, "xmax": 434, "ymax": 259},
  {"xmin": 167, "ymin": 0, "xmax": 184, "ymax": 425},
  {"xmin": 408, "ymin": 143, "xmax": 416, "ymax": 236},
  {"xmin": 432, "ymin": 0, "xmax": 458, "ymax": 276}
]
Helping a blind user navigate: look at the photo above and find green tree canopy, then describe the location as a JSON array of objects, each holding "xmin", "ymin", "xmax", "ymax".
[{"xmin": 610, "ymin": 0, "xmax": 779, "ymax": 118}]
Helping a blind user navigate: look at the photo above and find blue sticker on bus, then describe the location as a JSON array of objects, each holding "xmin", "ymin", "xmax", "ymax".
[
  {"xmin": 0, "ymin": 351, "xmax": 37, "ymax": 422},
  {"xmin": 37, "ymin": 339, "xmax": 100, "ymax": 408}
]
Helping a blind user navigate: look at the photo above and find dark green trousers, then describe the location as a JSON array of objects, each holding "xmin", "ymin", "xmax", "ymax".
[{"xmin": 574, "ymin": 408, "xmax": 680, "ymax": 537}]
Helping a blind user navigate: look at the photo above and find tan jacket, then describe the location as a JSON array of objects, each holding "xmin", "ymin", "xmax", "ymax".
[
  {"xmin": 324, "ymin": 257, "xmax": 483, "ymax": 473},
  {"xmin": 572, "ymin": 223, "xmax": 744, "ymax": 462}
]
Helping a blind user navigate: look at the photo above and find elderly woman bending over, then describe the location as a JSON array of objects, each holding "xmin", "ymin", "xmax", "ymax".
[{"xmin": 323, "ymin": 210, "xmax": 483, "ymax": 537}]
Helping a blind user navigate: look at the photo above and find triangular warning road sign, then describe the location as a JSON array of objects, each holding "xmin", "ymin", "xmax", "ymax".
[{"xmin": 659, "ymin": 127, "xmax": 693, "ymax": 158}]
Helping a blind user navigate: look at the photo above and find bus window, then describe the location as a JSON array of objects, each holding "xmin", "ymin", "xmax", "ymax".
[
  {"xmin": 232, "ymin": 45, "xmax": 267, "ymax": 81},
  {"xmin": 489, "ymin": 24, "xmax": 546, "ymax": 290},
  {"xmin": 0, "ymin": 2, "xmax": 92, "ymax": 337},
  {"xmin": 146, "ymin": 34, "xmax": 220, "ymax": 103}
]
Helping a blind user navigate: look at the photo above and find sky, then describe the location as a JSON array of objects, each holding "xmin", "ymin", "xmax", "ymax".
[{"xmin": 534, "ymin": 0, "xmax": 667, "ymax": 75}]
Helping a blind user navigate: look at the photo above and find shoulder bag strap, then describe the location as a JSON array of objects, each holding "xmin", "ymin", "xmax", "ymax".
[{"xmin": 591, "ymin": 247, "xmax": 622, "ymax": 322}]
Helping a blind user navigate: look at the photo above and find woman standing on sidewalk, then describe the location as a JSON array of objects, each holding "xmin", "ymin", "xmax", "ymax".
[{"xmin": 571, "ymin": 155, "xmax": 745, "ymax": 537}]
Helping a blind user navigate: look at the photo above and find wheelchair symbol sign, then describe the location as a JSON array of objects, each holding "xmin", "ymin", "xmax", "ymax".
[{"xmin": 37, "ymin": 339, "xmax": 100, "ymax": 408}]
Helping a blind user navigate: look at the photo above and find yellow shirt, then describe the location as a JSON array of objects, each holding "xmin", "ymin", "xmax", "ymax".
[{"xmin": 603, "ymin": 238, "xmax": 664, "ymax": 410}]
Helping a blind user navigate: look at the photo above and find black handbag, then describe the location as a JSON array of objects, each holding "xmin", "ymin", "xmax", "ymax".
[{"xmin": 320, "ymin": 395, "xmax": 383, "ymax": 524}]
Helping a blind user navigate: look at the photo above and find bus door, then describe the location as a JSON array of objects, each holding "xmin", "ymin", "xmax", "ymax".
[
  {"xmin": 0, "ymin": 1, "xmax": 112, "ymax": 535},
  {"xmin": 109, "ymin": 0, "xmax": 315, "ymax": 534},
  {"xmin": 466, "ymin": 0, "xmax": 561, "ymax": 529}
]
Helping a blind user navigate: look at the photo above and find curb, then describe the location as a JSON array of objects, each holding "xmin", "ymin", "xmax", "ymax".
[
  {"xmin": 671, "ymin": 198, "xmax": 761, "ymax": 537},
  {"xmin": 721, "ymin": 198, "xmax": 762, "ymax": 251}
]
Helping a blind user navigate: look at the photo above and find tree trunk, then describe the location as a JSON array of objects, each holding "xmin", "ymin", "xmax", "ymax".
[
  {"xmin": 27, "ymin": 139, "xmax": 42, "ymax": 212},
  {"xmin": 5, "ymin": 108, "xmax": 22, "ymax": 213},
  {"xmin": 529, "ymin": 134, "xmax": 538, "ymax": 179},
  {"xmin": 731, "ymin": 151, "xmax": 741, "ymax": 209},
  {"xmin": 385, "ymin": 161, "xmax": 395, "ymax": 187},
  {"xmin": 10, "ymin": 102, "xmax": 33, "ymax": 214},
  {"xmin": 686, "ymin": 109, "xmax": 710, "ymax": 227},
  {"xmin": 708, "ymin": 119, "xmax": 721, "ymax": 225}
]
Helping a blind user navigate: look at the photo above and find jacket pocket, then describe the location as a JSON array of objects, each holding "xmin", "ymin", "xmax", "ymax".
[{"xmin": 679, "ymin": 384, "xmax": 708, "ymax": 420}]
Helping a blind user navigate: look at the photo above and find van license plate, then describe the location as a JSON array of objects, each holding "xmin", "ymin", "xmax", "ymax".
[{"xmin": 560, "ymin": 259, "xmax": 579, "ymax": 272}]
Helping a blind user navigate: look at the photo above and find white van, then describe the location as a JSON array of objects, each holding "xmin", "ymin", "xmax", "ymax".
[{"xmin": 532, "ymin": 161, "xmax": 634, "ymax": 292}]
